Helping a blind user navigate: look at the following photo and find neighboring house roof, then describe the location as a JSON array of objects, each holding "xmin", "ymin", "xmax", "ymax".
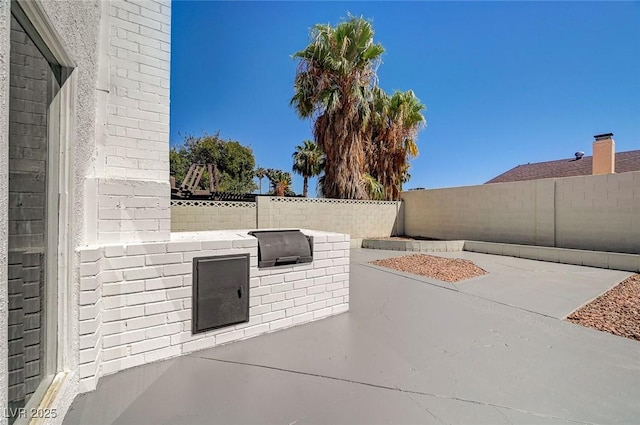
[{"xmin": 486, "ymin": 150, "xmax": 640, "ymax": 184}]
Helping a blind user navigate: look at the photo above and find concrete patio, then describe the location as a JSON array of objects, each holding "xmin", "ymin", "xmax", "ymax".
[{"xmin": 63, "ymin": 249, "xmax": 640, "ymax": 425}]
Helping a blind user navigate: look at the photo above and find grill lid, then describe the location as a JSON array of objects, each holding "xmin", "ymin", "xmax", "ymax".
[{"xmin": 249, "ymin": 230, "xmax": 312, "ymax": 268}]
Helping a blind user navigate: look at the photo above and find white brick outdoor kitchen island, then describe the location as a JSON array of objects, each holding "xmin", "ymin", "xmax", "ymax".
[{"xmin": 76, "ymin": 229, "xmax": 350, "ymax": 393}]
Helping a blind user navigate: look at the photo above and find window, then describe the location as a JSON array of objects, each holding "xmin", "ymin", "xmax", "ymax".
[{"xmin": 7, "ymin": 2, "xmax": 74, "ymax": 423}]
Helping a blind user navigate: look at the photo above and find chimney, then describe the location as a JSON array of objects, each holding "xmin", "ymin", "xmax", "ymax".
[{"xmin": 592, "ymin": 133, "xmax": 615, "ymax": 175}]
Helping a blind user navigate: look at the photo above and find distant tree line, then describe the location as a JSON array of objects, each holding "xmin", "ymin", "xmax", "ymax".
[
  {"xmin": 170, "ymin": 132, "xmax": 258, "ymax": 193},
  {"xmin": 170, "ymin": 132, "xmax": 296, "ymax": 197}
]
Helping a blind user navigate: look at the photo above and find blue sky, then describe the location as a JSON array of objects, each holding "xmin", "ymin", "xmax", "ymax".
[{"xmin": 170, "ymin": 1, "xmax": 640, "ymax": 195}]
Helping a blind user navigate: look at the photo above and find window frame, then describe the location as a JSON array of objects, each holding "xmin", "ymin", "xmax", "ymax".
[{"xmin": 9, "ymin": 1, "xmax": 76, "ymax": 421}]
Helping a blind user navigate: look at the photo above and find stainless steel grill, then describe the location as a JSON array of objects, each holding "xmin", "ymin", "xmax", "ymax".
[{"xmin": 249, "ymin": 230, "xmax": 313, "ymax": 268}]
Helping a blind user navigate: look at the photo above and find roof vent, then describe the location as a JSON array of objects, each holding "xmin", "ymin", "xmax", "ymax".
[{"xmin": 574, "ymin": 151, "xmax": 585, "ymax": 160}]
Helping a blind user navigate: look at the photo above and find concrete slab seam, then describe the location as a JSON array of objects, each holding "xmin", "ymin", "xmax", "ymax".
[{"xmin": 194, "ymin": 356, "xmax": 598, "ymax": 425}]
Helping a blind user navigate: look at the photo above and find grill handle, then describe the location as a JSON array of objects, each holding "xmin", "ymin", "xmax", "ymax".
[{"xmin": 276, "ymin": 256, "xmax": 300, "ymax": 265}]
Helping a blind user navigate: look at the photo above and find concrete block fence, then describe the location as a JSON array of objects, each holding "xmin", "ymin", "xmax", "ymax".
[
  {"xmin": 259, "ymin": 197, "xmax": 403, "ymax": 240},
  {"xmin": 171, "ymin": 200, "xmax": 256, "ymax": 232},
  {"xmin": 402, "ymin": 172, "xmax": 640, "ymax": 255},
  {"xmin": 171, "ymin": 171, "xmax": 639, "ymax": 255},
  {"xmin": 76, "ymin": 229, "xmax": 350, "ymax": 393},
  {"xmin": 170, "ymin": 197, "xmax": 404, "ymax": 244}
]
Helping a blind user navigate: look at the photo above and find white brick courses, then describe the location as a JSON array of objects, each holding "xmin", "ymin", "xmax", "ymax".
[{"xmin": 76, "ymin": 229, "xmax": 349, "ymax": 393}]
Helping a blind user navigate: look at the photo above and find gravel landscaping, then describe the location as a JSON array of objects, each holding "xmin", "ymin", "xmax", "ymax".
[
  {"xmin": 371, "ymin": 254, "xmax": 487, "ymax": 283},
  {"xmin": 566, "ymin": 274, "xmax": 640, "ymax": 341},
  {"xmin": 371, "ymin": 254, "xmax": 640, "ymax": 342}
]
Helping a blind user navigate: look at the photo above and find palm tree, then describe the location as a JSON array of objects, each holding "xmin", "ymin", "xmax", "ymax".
[
  {"xmin": 385, "ymin": 90, "xmax": 425, "ymax": 200},
  {"xmin": 362, "ymin": 173, "xmax": 384, "ymax": 200},
  {"xmin": 291, "ymin": 15, "xmax": 385, "ymax": 200},
  {"xmin": 366, "ymin": 89, "xmax": 425, "ymax": 200},
  {"xmin": 292, "ymin": 140, "xmax": 324, "ymax": 197},
  {"xmin": 266, "ymin": 169, "xmax": 294, "ymax": 197},
  {"xmin": 316, "ymin": 174, "xmax": 326, "ymax": 198},
  {"xmin": 255, "ymin": 167, "xmax": 267, "ymax": 194}
]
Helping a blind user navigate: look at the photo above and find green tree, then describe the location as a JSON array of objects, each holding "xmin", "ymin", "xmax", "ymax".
[
  {"xmin": 171, "ymin": 132, "xmax": 258, "ymax": 193},
  {"xmin": 266, "ymin": 169, "xmax": 295, "ymax": 197},
  {"xmin": 291, "ymin": 15, "xmax": 384, "ymax": 200},
  {"xmin": 292, "ymin": 140, "xmax": 324, "ymax": 197},
  {"xmin": 170, "ymin": 146, "xmax": 190, "ymax": 185}
]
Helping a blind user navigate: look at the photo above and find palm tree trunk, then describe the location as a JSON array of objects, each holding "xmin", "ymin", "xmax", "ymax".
[
  {"xmin": 316, "ymin": 111, "xmax": 367, "ymax": 200},
  {"xmin": 303, "ymin": 177, "xmax": 308, "ymax": 197}
]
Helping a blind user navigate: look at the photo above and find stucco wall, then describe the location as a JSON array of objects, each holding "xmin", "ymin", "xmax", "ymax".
[
  {"xmin": 1, "ymin": 0, "xmax": 101, "ymax": 423},
  {"xmin": 1, "ymin": 0, "xmax": 172, "ymax": 423},
  {"xmin": 170, "ymin": 197, "xmax": 404, "ymax": 240},
  {"xmin": 34, "ymin": 2, "xmax": 101, "ymax": 424},
  {"xmin": 37, "ymin": 0, "xmax": 101, "ymax": 250},
  {"xmin": 402, "ymin": 172, "xmax": 640, "ymax": 254}
]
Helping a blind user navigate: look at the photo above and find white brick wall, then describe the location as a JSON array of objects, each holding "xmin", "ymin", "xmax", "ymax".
[
  {"xmin": 105, "ymin": 0, "xmax": 170, "ymax": 181},
  {"xmin": 90, "ymin": 178, "xmax": 170, "ymax": 244},
  {"xmin": 77, "ymin": 229, "xmax": 350, "ymax": 392},
  {"xmin": 90, "ymin": 0, "xmax": 171, "ymax": 245}
]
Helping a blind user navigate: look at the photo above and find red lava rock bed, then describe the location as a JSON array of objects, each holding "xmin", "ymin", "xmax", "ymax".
[
  {"xmin": 371, "ymin": 254, "xmax": 487, "ymax": 283},
  {"xmin": 567, "ymin": 274, "xmax": 640, "ymax": 341}
]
